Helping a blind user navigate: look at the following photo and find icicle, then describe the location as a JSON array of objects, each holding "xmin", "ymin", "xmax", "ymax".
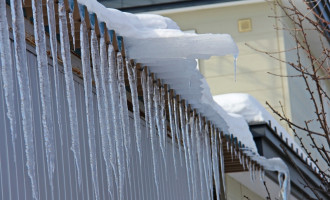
[
  {"xmin": 126, "ymin": 61, "xmax": 145, "ymax": 200},
  {"xmin": 173, "ymin": 97, "xmax": 183, "ymax": 166},
  {"xmin": 108, "ymin": 45, "xmax": 125, "ymax": 200},
  {"xmin": 179, "ymin": 102, "xmax": 192, "ymax": 200},
  {"xmin": 58, "ymin": 1, "xmax": 82, "ymax": 188},
  {"xmin": 226, "ymin": 141, "xmax": 229, "ymax": 151},
  {"xmin": 147, "ymin": 74, "xmax": 160, "ymax": 199},
  {"xmin": 141, "ymin": 68, "xmax": 149, "ymax": 137},
  {"xmin": 126, "ymin": 61, "xmax": 142, "ymax": 165},
  {"xmin": 117, "ymin": 52, "xmax": 133, "ymax": 196},
  {"xmin": 91, "ymin": 28, "xmax": 114, "ymax": 198},
  {"xmin": 31, "ymin": 0, "xmax": 56, "ymax": 196},
  {"xmin": 46, "ymin": 0, "xmax": 64, "ymax": 146},
  {"xmin": 153, "ymin": 82, "xmax": 166, "ymax": 171},
  {"xmin": 99, "ymin": 28, "xmax": 118, "ymax": 195},
  {"xmin": 260, "ymin": 169, "xmax": 265, "ymax": 183},
  {"xmin": 204, "ymin": 123, "xmax": 212, "ymax": 200},
  {"xmin": 0, "ymin": 0, "xmax": 19, "ymax": 198},
  {"xmin": 200, "ymin": 120, "xmax": 210, "ymax": 200},
  {"xmin": 230, "ymin": 144, "xmax": 234, "ymax": 161},
  {"xmin": 160, "ymin": 87, "xmax": 167, "ymax": 158},
  {"xmin": 9, "ymin": 0, "xmax": 38, "ymax": 199},
  {"xmin": 249, "ymin": 161, "xmax": 254, "ymax": 182},
  {"xmin": 211, "ymin": 126, "xmax": 220, "ymax": 200},
  {"xmin": 167, "ymin": 90, "xmax": 178, "ymax": 177},
  {"xmin": 79, "ymin": 16, "xmax": 100, "ymax": 200},
  {"xmin": 187, "ymin": 109, "xmax": 197, "ymax": 200},
  {"xmin": 196, "ymin": 115, "xmax": 205, "ymax": 199},
  {"xmin": 234, "ymin": 55, "xmax": 237, "ymax": 82},
  {"xmin": 219, "ymin": 136, "xmax": 226, "ymax": 196},
  {"xmin": 68, "ymin": 0, "xmax": 75, "ymax": 49},
  {"xmin": 242, "ymin": 154, "xmax": 246, "ymax": 170},
  {"xmin": 238, "ymin": 151, "xmax": 242, "ymax": 164},
  {"xmin": 1, "ymin": 0, "xmax": 17, "ymax": 155}
]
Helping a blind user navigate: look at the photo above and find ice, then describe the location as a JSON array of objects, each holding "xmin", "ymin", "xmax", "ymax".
[
  {"xmin": 147, "ymin": 74, "xmax": 160, "ymax": 199},
  {"xmin": 58, "ymin": 1, "xmax": 82, "ymax": 188},
  {"xmin": 68, "ymin": 0, "xmax": 75, "ymax": 49},
  {"xmin": 211, "ymin": 126, "xmax": 220, "ymax": 200},
  {"xmin": 31, "ymin": 0, "xmax": 56, "ymax": 195},
  {"xmin": 204, "ymin": 123, "xmax": 213, "ymax": 200},
  {"xmin": 0, "ymin": 0, "xmax": 19, "ymax": 198},
  {"xmin": 9, "ymin": 0, "xmax": 38, "ymax": 199},
  {"xmin": 46, "ymin": 0, "xmax": 64, "ymax": 146},
  {"xmin": 117, "ymin": 52, "xmax": 133, "ymax": 195},
  {"xmin": 126, "ymin": 61, "xmax": 145, "ymax": 199},
  {"xmin": 219, "ymin": 137, "xmax": 226, "ymax": 195},
  {"xmin": 91, "ymin": 28, "xmax": 113, "ymax": 198},
  {"xmin": 141, "ymin": 68, "xmax": 149, "ymax": 137},
  {"xmin": 167, "ymin": 90, "xmax": 178, "ymax": 177},
  {"xmin": 178, "ymin": 102, "xmax": 192, "ymax": 200},
  {"xmin": 153, "ymin": 82, "xmax": 166, "ymax": 170},
  {"xmin": 100, "ymin": 30, "xmax": 118, "ymax": 195},
  {"xmin": 173, "ymin": 96, "xmax": 183, "ymax": 166},
  {"xmin": 197, "ymin": 115, "xmax": 206, "ymax": 199},
  {"xmin": 160, "ymin": 87, "xmax": 167, "ymax": 166},
  {"xmin": 126, "ymin": 61, "xmax": 142, "ymax": 165},
  {"xmin": 0, "ymin": 0, "xmax": 17, "ymax": 154},
  {"xmin": 79, "ymin": 17, "xmax": 100, "ymax": 199},
  {"xmin": 186, "ymin": 109, "xmax": 197, "ymax": 200},
  {"xmin": 108, "ymin": 45, "xmax": 125, "ymax": 200}
]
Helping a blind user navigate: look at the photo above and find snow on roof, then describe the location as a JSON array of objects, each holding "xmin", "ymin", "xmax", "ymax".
[
  {"xmin": 76, "ymin": 0, "xmax": 239, "ymax": 136},
  {"xmin": 213, "ymin": 93, "xmax": 315, "ymax": 168}
]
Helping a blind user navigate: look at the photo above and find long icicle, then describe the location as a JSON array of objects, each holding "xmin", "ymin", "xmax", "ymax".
[
  {"xmin": 9, "ymin": 0, "xmax": 38, "ymax": 199},
  {"xmin": 160, "ymin": 87, "xmax": 167, "ymax": 165},
  {"xmin": 173, "ymin": 97, "xmax": 183, "ymax": 166},
  {"xmin": 211, "ymin": 126, "xmax": 220, "ymax": 200},
  {"xmin": 199, "ymin": 118, "xmax": 210, "ymax": 200},
  {"xmin": 99, "ymin": 30, "xmax": 118, "ymax": 196},
  {"xmin": 196, "ymin": 115, "xmax": 205, "ymax": 200},
  {"xmin": 79, "ymin": 17, "xmax": 100, "ymax": 200},
  {"xmin": 141, "ymin": 68, "xmax": 149, "ymax": 139},
  {"xmin": 117, "ymin": 52, "xmax": 133, "ymax": 198},
  {"xmin": 126, "ymin": 61, "xmax": 142, "ymax": 164},
  {"xmin": 108, "ymin": 46, "xmax": 125, "ymax": 200},
  {"xmin": 68, "ymin": 0, "xmax": 75, "ymax": 49},
  {"xmin": 219, "ymin": 133, "xmax": 226, "ymax": 196},
  {"xmin": 90, "ymin": 29, "xmax": 113, "ymax": 199},
  {"xmin": 179, "ymin": 101, "xmax": 192, "ymax": 200},
  {"xmin": 153, "ymin": 82, "xmax": 167, "ymax": 174},
  {"xmin": 58, "ymin": 1, "xmax": 82, "ymax": 188},
  {"xmin": 31, "ymin": 0, "xmax": 56, "ymax": 196},
  {"xmin": 187, "ymin": 109, "xmax": 197, "ymax": 200},
  {"xmin": 46, "ymin": 0, "xmax": 64, "ymax": 146},
  {"xmin": 167, "ymin": 90, "xmax": 178, "ymax": 177},
  {"xmin": 0, "ymin": 0, "xmax": 19, "ymax": 199},
  {"xmin": 204, "ymin": 123, "xmax": 212, "ymax": 200},
  {"xmin": 147, "ymin": 74, "xmax": 160, "ymax": 199},
  {"xmin": 126, "ymin": 61, "xmax": 145, "ymax": 199}
]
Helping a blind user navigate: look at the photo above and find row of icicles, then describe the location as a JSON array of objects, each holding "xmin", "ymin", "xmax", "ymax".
[{"xmin": 0, "ymin": 0, "xmax": 268, "ymax": 200}]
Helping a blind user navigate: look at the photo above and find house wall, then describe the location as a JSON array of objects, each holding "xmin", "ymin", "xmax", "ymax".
[
  {"xmin": 226, "ymin": 174, "xmax": 264, "ymax": 200},
  {"xmin": 158, "ymin": 1, "xmax": 293, "ymax": 135},
  {"xmin": 0, "ymin": 38, "xmax": 193, "ymax": 200}
]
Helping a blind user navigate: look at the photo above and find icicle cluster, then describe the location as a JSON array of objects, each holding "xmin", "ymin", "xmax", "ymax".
[{"xmin": 1, "ymin": 1, "xmax": 291, "ymax": 200}]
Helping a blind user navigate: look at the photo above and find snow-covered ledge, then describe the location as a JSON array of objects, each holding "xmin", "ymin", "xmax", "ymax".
[{"xmin": 214, "ymin": 94, "xmax": 292, "ymax": 199}]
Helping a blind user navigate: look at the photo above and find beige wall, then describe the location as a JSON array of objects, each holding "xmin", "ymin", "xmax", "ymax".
[
  {"xmin": 226, "ymin": 174, "xmax": 264, "ymax": 200},
  {"xmin": 158, "ymin": 1, "xmax": 292, "ymax": 134}
]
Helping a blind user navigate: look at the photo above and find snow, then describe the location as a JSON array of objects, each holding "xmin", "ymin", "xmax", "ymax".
[{"xmin": 213, "ymin": 93, "xmax": 312, "ymax": 168}]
